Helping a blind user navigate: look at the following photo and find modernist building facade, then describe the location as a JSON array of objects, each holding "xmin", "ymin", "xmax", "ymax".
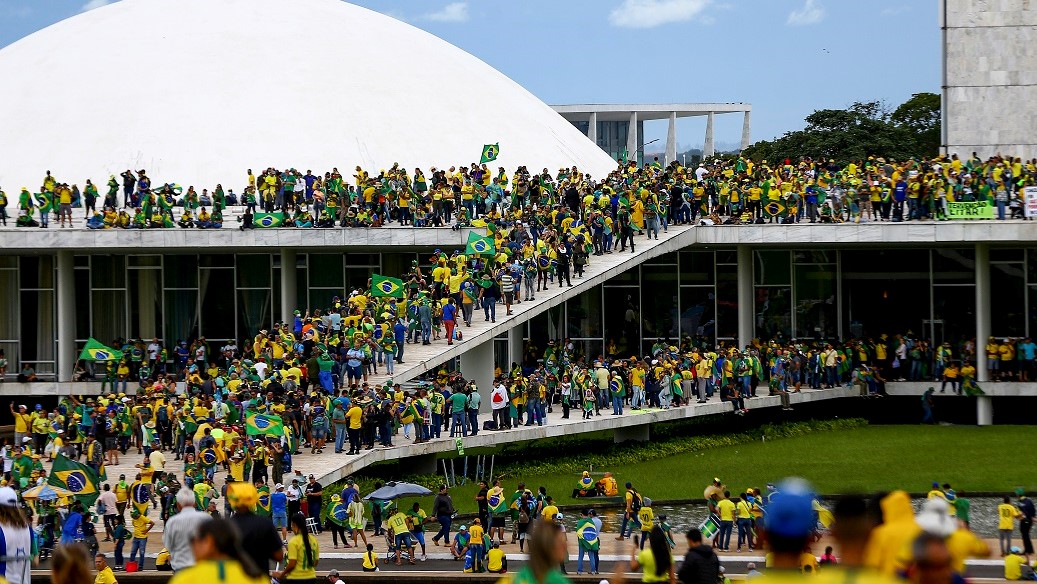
[{"xmin": 2, "ymin": 224, "xmax": 1035, "ymax": 385}]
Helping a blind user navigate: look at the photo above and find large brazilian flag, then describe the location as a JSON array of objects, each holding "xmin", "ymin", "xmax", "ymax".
[
  {"xmin": 48, "ymin": 454, "xmax": 100, "ymax": 505},
  {"xmin": 371, "ymin": 274, "xmax": 405, "ymax": 299},
  {"xmin": 78, "ymin": 338, "xmax": 123, "ymax": 362},
  {"xmin": 246, "ymin": 412, "xmax": 285, "ymax": 437}
]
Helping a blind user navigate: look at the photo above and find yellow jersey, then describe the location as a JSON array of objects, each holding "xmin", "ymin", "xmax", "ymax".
[{"xmin": 168, "ymin": 560, "xmax": 267, "ymax": 584}]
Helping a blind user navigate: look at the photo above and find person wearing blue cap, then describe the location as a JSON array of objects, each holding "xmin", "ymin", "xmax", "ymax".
[{"xmin": 752, "ymin": 479, "xmax": 819, "ymax": 579}]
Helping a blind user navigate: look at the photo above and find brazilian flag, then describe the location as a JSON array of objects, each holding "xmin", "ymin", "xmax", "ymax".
[
  {"xmin": 157, "ymin": 190, "xmax": 176, "ymax": 210},
  {"xmin": 255, "ymin": 212, "xmax": 285, "ymax": 228},
  {"xmin": 465, "ymin": 232, "xmax": 495, "ymax": 256},
  {"xmin": 609, "ymin": 377, "xmax": 626, "ymax": 397},
  {"xmin": 575, "ymin": 520, "xmax": 600, "ymax": 551},
  {"xmin": 48, "ymin": 454, "xmax": 100, "ymax": 505},
  {"xmin": 35, "ymin": 192, "xmax": 53, "ymax": 214},
  {"xmin": 131, "ymin": 480, "xmax": 151, "ymax": 517},
  {"xmin": 488, "ymin": 489, "xmax": 507, "ymax": 514},
  {"xmin": 246, "ymin": 412, "xmax": 285, "ymax": 437},
  {"xmin": 480, "ymin": 143, "xmax": 500, "ymax": 164},
  {"xmin": 763, "ymin": 200, "xmax": 787, "ymax": 219},
  {"xmin": 200, "ymin": 447, "xmax": 220, "ymax": 467},
  {"xmin": 371, "ymin": 274, "xmax": 405, "ymax": 299},
  {"xmin": 78, "ymin": 338, "xmax": 123, "ymax": 362},
  {"xmin": 257, "ymin": 485, "xmax": 271, "ymax": 517},
  {"xmin": 328, "ymin": 500, "xmax": 349, "ymax": 526}
]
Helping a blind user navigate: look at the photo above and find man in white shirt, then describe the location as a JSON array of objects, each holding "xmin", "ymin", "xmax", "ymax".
[
  {"xmin": 163, "ymin": 488, "xmax": 212, "ymax": 572},
  {"xmin": 96, "ymin": 484, "xmax": 119, "ymax": 541},
  {"xmin": 147, "ymin": 339, "xmax": 161, "ymax": 362}
]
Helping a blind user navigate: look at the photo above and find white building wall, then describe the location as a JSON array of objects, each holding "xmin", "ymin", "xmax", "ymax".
[{"xmin": 943, "ymin": 0, "xmax": 1037, "ymax": 159}]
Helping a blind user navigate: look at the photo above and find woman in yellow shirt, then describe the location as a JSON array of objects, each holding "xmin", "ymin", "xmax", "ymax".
[
  {"xmin": 277, "ymin": 512, "xmax": 320, "ymax": 582},
  {"xmin": 629, "ymin": 526, "xmax": 675, "ymax": 583},
  {"xmin": 169, "ymin": 518, "xmax": 267, "ymax": 584}
]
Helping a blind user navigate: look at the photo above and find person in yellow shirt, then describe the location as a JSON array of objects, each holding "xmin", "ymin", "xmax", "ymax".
[
  {"xmin": 1000, "ymin": 496, "xmax": 1023, "ymax": 556},
  {"xmin": 716, "ymin": 491, "xmax": 736, "ymax": 551},
  {"xmin": 8, "ymin": 403, "xmax": 30, "ymax": 448},
  {"xmin": 736, "ymin": 492, "xmax": 756, "ymax": 551},
  {"xmin": 277, "ymin": 513, "xmax": 320, "ymax": 582},
  {"xmin": 94, "ymin": 552, "xmax": 117, "ymax": 584},
  {"xmin": 1004, "ymin": 547, "xmax": 1031, "ymax": 580},
  {"xmin": 638, "ymin": 497, "xmax": 655, "ymax": 549},
  {"xmin": 388, "ymin": 510, "xmax": 416, "ymax": 565},
  {"xmin": 130, "ymin": 509, "xmax": 154, "ymax": 570},
  {"xmin": 487, "ymin": 541, "xmax": 508, "ymax": 574}
]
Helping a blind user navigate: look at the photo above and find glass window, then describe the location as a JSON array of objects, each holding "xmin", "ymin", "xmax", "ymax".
[
  {"xmin": 646, "ymin": 252, "xmax": 677, "ymax": 265},
  {"xmin": 715, "ymin": 264, "xmax": 738, "ymax": 340},
  {"xmin": 679, "ymin": 251, "xmax": 715, "ymax": 285},
  {"xmin": 642, "ymin": 266, "xmax": 678, "ymax": 341},
  {"xmin": 679, "ymin": 287, "xmax": 716, "ymax": 344},
  {"xmin": 932, "ymin": 248, "xmax": 975, "ymax": 284},
  {"xmin": 18, "ymin": 256, "xmax": 53, "ymax": 289},
  {"xmin": 199, "ymin": 254, "xmax": 234, "ymax": 268},
  {"xmin": 346, "ymin": 268, "xmax": 375, "ymax": 291},
  {"xmin": 128, "ymin": 255, "xmax": 161, "ymax": 267},
  {"xmin": 0, "ymin": 270, "xmax": 18, "ymax": 342},
  {"xmin": 755, "ymin": 286, "xmax": 792, "ymax": 340},
  {"xmin": 1030, "ymin": 286, "xmax": 1037, "ymax": 338},
  {"xmin": 566, "ymin": 285, "xmax": 602, "ymax": 339},
  {"xmin": 572, "ymin": 340, "xmax": 604, "ymax": 363},
  {"xmin": 603, "ymin": 287, "xmax": 639, "ymax": 355},
  {"xmin": 754, "ymin": 251, "xmax": 790, "ymax": 286},
  {"xmin": 93, "ymin": 256, "xmax": 126, "ymax": 289},
  {"xmin": 309, "ymin": 254, "xmax": 344, "ymax": 288},
  {"xmin": 237, "ymin": 255, "xmax": 271, "ymax": 288},
  {"xmin": 308, "ymin": 289, "xmax": 340, "ymax": 312},
  {"xmin": 346, "ymin": 253, "xmax": 380, "ymax": 267},
  {"xmin": 164, "ymin": 289, "xmax": 198, "ymax": 348},
  {"xmin": 91, "ymin": 289, "xmax": 126, "ymax": 344},
  {"xmin": 715, "ymin": 250, "xmax": 738, "ymax": 265},
  {"xmin": 200, "ymin": 269, "xmax": 235, "ymax": 340},
  {"xmin": 793, "ymin": 250, "xmax": 835, "ymax": 264},
  {"xmin": 74, "ymin": 269, "xmax": 90, "ymax": 340},
  {"xmin": 933, "ymin": 285, "xmax": 976, "ymax": 346},
  {"xmin": 991, "ymin": 262, "xmax": 1026, "ymax": 337},
  {"xmin": 794, "ymin": 264, "xmax": 837, "ymax": 339},
  {"xmin": 128, "ymin": 269, "xmax": 162, "ymax": 340},
  {"xmin": 238, "ymin": 289, "xmax": 272, "ymax": 340},
  {"xmin": 527, "ymin": 305, "xmax": 564, "ymax": 348},
  {"xmin": 608, "ymin": 266, "xmax": 640, "ymax": 285},
  {"xmin": 990, "ymin": 249, "xmax": 1023, "ymax": 262},
  {"xmin": 842, "ymin": 272, "xmax": 930, "ymax": 341},
  {"xmin": 164, "ymin": 255, "xmax": 198, "ymax": 288},
  {"xmin": 20, "ymin": 290, "xmax": 54, "ymax": 366}
]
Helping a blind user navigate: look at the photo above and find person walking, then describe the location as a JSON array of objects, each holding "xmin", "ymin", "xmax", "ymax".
[
  {"xmin": 431, "ymin": 484, "xmax": 455, "ymax": 547},
  {"xmin": 163, "ymin": 487, "xmax": 213, "ymax": 572}
]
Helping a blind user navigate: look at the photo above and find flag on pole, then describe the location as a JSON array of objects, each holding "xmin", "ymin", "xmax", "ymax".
[
  {"xmin": 465, "ymin": 232, "xmax": 496, "ymax": 256},
  {"xmin": 371, "ymin": 274, "xmax": 405, "ymax": 299},
  {"xmin": 48, "ymin": 455, "xmax": 100, "ymax": 505},
  {"xmin": 480, "ymin": 143, "xmax": 500, "ymax": 164},
  {"xmin": 78, "ymin": 338, "xmax": 123, "ymax": 362}
]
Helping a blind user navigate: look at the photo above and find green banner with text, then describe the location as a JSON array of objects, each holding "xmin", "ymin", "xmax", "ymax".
[{"xmin": 947, "ymin": 201, "xmax": 994, "ymax": 220}]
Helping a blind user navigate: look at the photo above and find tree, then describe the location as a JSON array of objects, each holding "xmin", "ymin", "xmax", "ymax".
[
  {"xmin": 743, "ymin": 93, "xmax": 941, "ymax": 163},
  {"xmin": 891, "ymin": 92, "xmax": 941, "ymax": 157}
]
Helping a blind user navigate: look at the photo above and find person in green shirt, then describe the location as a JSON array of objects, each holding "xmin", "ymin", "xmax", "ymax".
[
  {"xmin": 449, "ymin": 390, "xmax": 468, "ymax": 437},
  {"xmin": 954, "ymin": 492, "xmax": 971, "ymax": 529}
]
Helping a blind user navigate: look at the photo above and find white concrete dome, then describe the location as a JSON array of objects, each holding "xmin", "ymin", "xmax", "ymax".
[{"xmin": 0, "ymin": 0, "xmax": 616, "ymax": 192}]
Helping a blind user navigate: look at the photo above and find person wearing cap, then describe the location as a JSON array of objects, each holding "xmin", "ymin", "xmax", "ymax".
[
  {"xmin": 163, "ymin": 487, "xmax": 212, "ymax": 572},
  {"xmin": 328, "ymin": 566, "xmax": 345, "ymax": 581},
  {"xmin": 1004, "ymin": 546, "xmax": 1033, "ymax": 580},
  {"xmin": 228, "ymin": 482, "xmax": 284, "ymax": 573}
]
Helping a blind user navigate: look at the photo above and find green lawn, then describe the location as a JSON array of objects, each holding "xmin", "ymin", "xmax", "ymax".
[{"xmin": 361, "ymin": 425, "xmax": 1037, "ymax": 513}]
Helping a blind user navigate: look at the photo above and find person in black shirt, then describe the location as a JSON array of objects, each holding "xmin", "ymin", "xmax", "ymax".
[
  {"xmin": 228, "ymin": 482, "xmax": 284, "ymax": 571},
  {"xmin": 305, "ymin": 474, "xmax": 323, "ymax": 532},
  {"xmin": 476, "ymin": 481, "xmax": 489, "ymax": 529}
]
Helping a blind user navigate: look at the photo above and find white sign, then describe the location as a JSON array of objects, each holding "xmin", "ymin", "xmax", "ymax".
[{"xmin": 1026, "ymin": 186, "xmax": 1037, "ymax": 219}]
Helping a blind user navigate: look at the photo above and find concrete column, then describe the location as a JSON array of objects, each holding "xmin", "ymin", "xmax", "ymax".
[
  {"xmin": 704, "ymin": 112, "xmax": 716, "ymax": 159},
  {"xmin": 976, "ymin": 395, "xmax": 993, "ymax": 426},
  {"xmin": 587, "ymin": 112, "xmax": 598, "ymax": 146},
  {"xmin": 281, "ymin": 249, "xmax": 298, "ymax": 326},
  {"xmin": 57, "ymin": 250, "xmax": 75, "ymax": 382},
  {"xmin": 740, "ymin": 110, "xmax": 752, "ymax": 151},
  {"xmin": 975, "ymin": 243, "xmax": 990, "ymax": 382},
  {"xmin": 460, "ymin": 338, "xmax": 495, "ymax": 411},
  {"xmin": 737, "ymin": 245, "xmax": 754, "ymax": 349},
  {"xmin": 665, "ymin": 111, "xmax": 677, "ymax": 165},
  {"xmin": 508, "ymin": 325, "xmax": 524, "ymax": 370},
  {"xmin": 614, "ymin": 425, "xmax": 649, "ymax": 443},
  {"xmin": 626, "ymin": 111, "xmax": 638, "ymax": 164}
]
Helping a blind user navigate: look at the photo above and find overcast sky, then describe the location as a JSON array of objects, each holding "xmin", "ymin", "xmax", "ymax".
[{"xmin": 0, "ymin": 0, "xmax": 939, "ymax": 151}]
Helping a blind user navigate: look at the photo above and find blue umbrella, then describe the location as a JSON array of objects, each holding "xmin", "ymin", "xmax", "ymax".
[{"xmin": 363, "ymin": 481, "xmax": 431, "ymax": 501}]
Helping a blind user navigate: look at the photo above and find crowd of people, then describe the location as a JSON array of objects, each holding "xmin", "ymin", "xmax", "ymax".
[{"xmin": 1, "ymin": 152, "xmax": 1034, "ymax": 230}]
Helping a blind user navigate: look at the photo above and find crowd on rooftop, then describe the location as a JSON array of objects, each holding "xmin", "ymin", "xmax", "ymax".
[{"xmin": 1, "ymin": 152, "xmax": 1034, "ymax": 230}]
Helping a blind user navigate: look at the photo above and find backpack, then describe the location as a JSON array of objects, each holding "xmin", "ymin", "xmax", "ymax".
[
  {"xmin": 81, "ymin": 520, "xmax": 95, "ymax": 537},
  {"xmin": 630, "ymin": 490, "xmax": 643, "ymax": 512},
  {"xmin": 519, "ymin": 503, "xmax": 531, "ymax": 524}
]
